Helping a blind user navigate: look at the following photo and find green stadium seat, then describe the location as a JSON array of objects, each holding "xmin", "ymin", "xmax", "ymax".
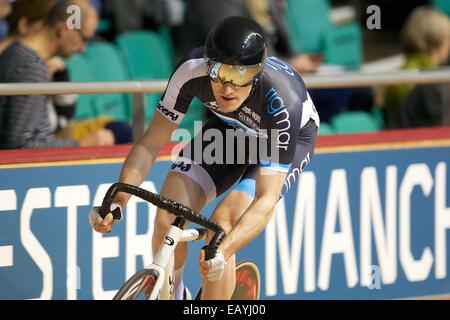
[
  {"xmin": 116, "ymin": 31, "xmax": 173, "ymax": 125},
  {"xmin": 434, "ymin": 0, "xmax": 450, "ymax": 16},
  {"xmin": 83, "ymin": 42, "xmax": 132, "ymax": 122},
  {"xmin": 116, "ymin": 31, "xmax": 205, "ymax": 129},
  {"xmin": 284, "ymin": 0, "xmax": 362, "ymax": 70},
  {"xmin": 285, "ymin": 0, "xmax": 331, "ymax": 53},
  {"xmin": 65, "ymin": 54, "xmax": 96, "ymax": 120},
  {"xmin": 116, "ymin": 31, "xmax": 174, "ymax": 79},
  {"xmin": 318, "ymin": 122, "xmax": 335, "ymax": 135},
  {"xmin": 324, "ymin": 23, "xmax": 362, "ymax": 70},
  {"xmin": 370, "ymin": 107, "xmax": 385, "ymax": 129},
  {"xmin": 158, "ymin": 26, "xmax": 177, "ymax": 67},
  {"xmin": 331, "ymin": 111, "xmax": 381, "ymax": 133}
]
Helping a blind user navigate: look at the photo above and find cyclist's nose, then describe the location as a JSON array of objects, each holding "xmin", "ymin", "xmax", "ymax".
[{"xmin": 222, "ymin": 83, "xmax": 236, "ymax": 95}]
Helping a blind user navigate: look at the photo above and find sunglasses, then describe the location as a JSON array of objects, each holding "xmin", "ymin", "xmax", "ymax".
[
  {"xmin": 210, "ymin": 74, "xmax": 255, "ymax": 88},
  {"xmin": 208, "ymin": 62, "xmax": 262, "ymax": 87}
]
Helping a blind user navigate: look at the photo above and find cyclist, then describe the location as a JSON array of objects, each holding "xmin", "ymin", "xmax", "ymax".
[{"xmin": 89, "ymin": 16, "xmax": 319, "ymax": 300}]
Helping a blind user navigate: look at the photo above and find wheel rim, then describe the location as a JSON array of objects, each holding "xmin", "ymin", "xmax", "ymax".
[
  {"xmin": 114, "ymin": 270, "xmax": 159, "ymax": 300},
  {"xmin": 232, "ymin": 261, "xmax": 260, "ymax": 300}
]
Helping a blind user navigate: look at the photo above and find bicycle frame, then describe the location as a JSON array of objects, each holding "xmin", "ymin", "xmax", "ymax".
[{"xmin": 147, "ymin": 217, "xmax": 208, "ymax": 300}]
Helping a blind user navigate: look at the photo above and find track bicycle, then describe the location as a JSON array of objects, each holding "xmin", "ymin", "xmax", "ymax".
[{"xmin": 99, "ymin": 182, "xmax": 260, "ymax": 300}]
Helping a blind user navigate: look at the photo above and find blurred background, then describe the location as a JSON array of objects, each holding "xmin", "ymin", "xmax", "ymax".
[{"xmin": 0, "ymin": 0, "xmax": 449, "ymax": 148}]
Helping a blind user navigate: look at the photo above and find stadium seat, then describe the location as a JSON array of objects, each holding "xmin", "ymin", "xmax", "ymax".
[
  {"xmin": 318, "ymin": 122, "xmax": 335, "ymax": 135},
  {"xmin": 158, "ymin": 26, "xmax": 177, "ymax": 68},
  {"xmin": 324, "ymin": 23, "xmax": 362, "ymax": 70},
  {"xmin": 285, "ymin": 0, "xmax": 331, "ymax": 53},
  {"xmin": 434, "ymin": 0, "xmax": 450, "ymax": 16},
  {"xmin": 116, "ymin": 31, "xmax": 206, "ymax": 131},
  {"xmin": 116, "ymin": 31, "xmax": 174, "ymax": 79},
  {"xmin": 83, "ymin": 42, "xmax": 132, "ymax": 122},
  {"xmin": 371, "ymin": 107, "xmax": 385, "ymax": 129},
  {"xmin": 285, "ymin": 0, "xmax": 362, "ymax": 70},
  {"xmin": 116, "ymin": 31, "xmax": 173, "ymax": 124},
  {"xmin": 65, "ymin": 54, "xmax": 97, "ymax": 120},
  {"xmin": 331, "ymin": 111, "xmax": 381, "ymax": 133}
]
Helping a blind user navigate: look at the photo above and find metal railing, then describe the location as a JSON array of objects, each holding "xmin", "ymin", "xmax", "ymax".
[
  {"xmin": 1, "ymin": 68, "xmax": 450, "ymax": 95},
  {"xmin": 1, "ymin": 68, "xmax": 450, "ymax": 138}
]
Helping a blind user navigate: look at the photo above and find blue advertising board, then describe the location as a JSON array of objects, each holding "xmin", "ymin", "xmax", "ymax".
[{"xmin": 0, "ymin": 143, "xmax": 449, "ymax": 300}]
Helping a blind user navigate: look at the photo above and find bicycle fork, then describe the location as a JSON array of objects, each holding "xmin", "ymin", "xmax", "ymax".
[{"xmin": 148, "ymin": 217, "xmax": 186, "ymax": 300}]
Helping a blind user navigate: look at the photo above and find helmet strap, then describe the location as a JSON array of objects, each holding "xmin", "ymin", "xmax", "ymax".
[{"xmin": 250, "ymin": 77, "xmax": 260, "ymax": 95}]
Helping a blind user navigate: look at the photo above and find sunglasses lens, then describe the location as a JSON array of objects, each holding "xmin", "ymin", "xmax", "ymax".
[{"xmin": 208, "ymin": 62, "xmax": 262, "ymax": 87}]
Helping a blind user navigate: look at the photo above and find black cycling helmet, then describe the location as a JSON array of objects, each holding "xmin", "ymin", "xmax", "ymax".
[{"xmin": 205, "ymin": 16, "xmax": 267, "ymax": 87}]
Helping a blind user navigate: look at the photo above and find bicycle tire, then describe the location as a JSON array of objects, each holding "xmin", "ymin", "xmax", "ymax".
[
  {"xmin": 231, "ymin": 260, "xmax": 261, "ymax": 300},
  {"xmin": 113, "ymin": 269, "xmax": 159, "ymax": 300},
  {"xmin": 194, "ymin": 260, "xmax": 261, "ymax": 300}
]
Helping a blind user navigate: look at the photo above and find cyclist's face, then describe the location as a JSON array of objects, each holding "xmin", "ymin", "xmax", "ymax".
[{"xmin": 210, "ymin": 80, "xmax": 252, "ymax": 113}]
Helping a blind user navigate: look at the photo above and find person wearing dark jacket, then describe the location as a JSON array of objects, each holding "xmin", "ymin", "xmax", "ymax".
[
  {"xmin": 0, "ymin": 0, "xmax": 115, "ymax": 149},
  {"xmin": 384, "ymin": 6, "xmax": 450, "ymax": 128}
]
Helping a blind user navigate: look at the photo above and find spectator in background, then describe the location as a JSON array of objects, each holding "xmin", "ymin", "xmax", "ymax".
[
  {"xmin": 0, "ymin": 0, "xmax": 81, "ymax": 135},
  {"xmin": 0, "ymin": 0, "xmax": 11, "ymax": 41},
  {"xmin": 176, "ymin": 0, "xmax": 325, "ymax": 73},
  {"xmin": 246, "ymin": 0, "xmax": 373, "ymax": 123},
  {"xmin": 0, "ymin": 0, "xmax": 54, "ymax": 53},
  {"xmin": 0, "ymin": 0, "xmax": 116, "ymax": 149},
  {"xmin": 0, "ymin": 0, "xmax": 132, "ymax": 149},
  {"xmin": 383, "ymin": 6, "xmax": 450, "ymax": 128},
  {"xmin": 175, "ymin": 0, "xmax": 372, "ymax": 124},
  {"xmin": 176, "ymin": 0, "xmax": 321, "ymax": 72},
  {"xmin": 175, "ymin": 0, "xmax": 322, "ymax": 73}
]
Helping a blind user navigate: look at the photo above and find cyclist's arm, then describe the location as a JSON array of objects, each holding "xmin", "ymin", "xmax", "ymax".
[
  {"xmin": 218, "ymin": 168, "xmax": 287, "ymax": 260},
  {"xmin": 113, "ymin": 51, "xmax": 208, "ymax": 207},
  {"xmin": 115, "ymin": 112, "xmax": 178, "ymax": 206}
]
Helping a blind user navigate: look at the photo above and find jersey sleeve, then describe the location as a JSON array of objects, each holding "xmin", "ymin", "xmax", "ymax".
[{"xmin": 156, "ymin": 49, "xmax": 208, "ymax": 125}]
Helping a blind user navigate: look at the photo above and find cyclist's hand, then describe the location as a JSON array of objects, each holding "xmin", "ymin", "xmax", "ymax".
[
  {"xmin": 199, "ymin": 249, "xmax": 227, "ymax": 281},
  {"xmin": 89, "ymin": 202, "xmax": 122, "ymax": 234}
]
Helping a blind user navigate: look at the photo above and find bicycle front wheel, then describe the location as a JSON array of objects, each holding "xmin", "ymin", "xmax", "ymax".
[
  {"xmin": 194, "ymin": 260, "xmax": 261, "ymax": 300},
  {"xmin": 113, "ymin": 269, "xmax": 159, "ymax": 300},
  {"xmin": 231, "ymin": 260, "xmax": 261, "ymax": 300}
]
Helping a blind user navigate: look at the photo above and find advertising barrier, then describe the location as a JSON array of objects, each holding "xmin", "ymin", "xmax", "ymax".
[{"xmin": 1, "ymin": 128, "xmax": 449, "ymax": 300}]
